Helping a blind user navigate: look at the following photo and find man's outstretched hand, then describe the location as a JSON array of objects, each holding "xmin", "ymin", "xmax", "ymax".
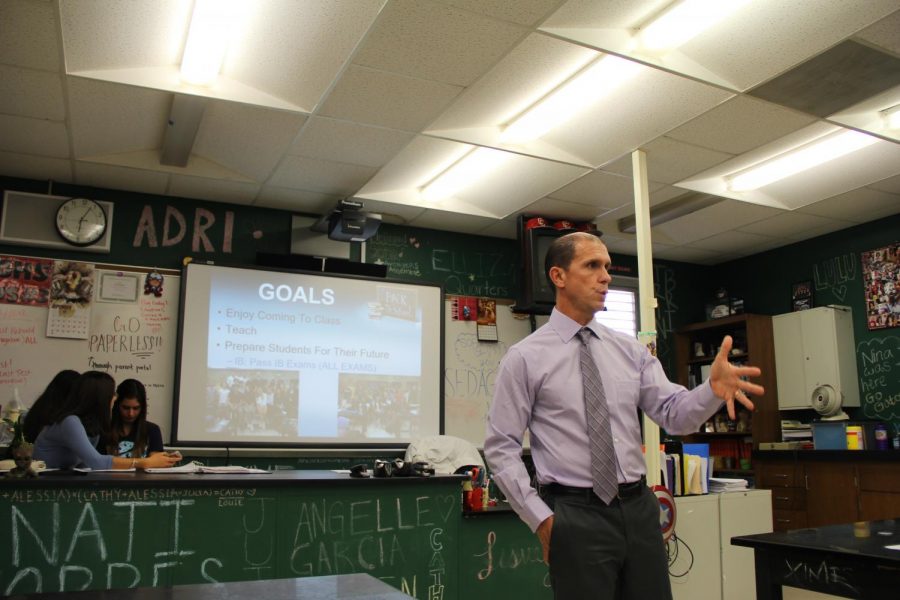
[{"xmin": 709, "ymin": 335, "xmax": 764, "ymax": 419}]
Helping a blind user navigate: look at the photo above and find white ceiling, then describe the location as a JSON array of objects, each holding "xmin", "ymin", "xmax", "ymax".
[{"xmin": 1, "ymin": 0, "xmax": 899, "ymax": 265}]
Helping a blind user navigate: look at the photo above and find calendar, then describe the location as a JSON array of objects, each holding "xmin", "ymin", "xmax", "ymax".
[{"xmin": 45, "ymin": 260, "xmax": 95, "ymax": 340}]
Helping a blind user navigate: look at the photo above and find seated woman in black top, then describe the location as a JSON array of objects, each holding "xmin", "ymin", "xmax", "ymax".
[
  {"xmin": 22, "ymin": 369, "xmax": 80, "ymax": 443},
  {"xmin": 104, "ymin": 379, "xmax": 165, "ymax": 459}
]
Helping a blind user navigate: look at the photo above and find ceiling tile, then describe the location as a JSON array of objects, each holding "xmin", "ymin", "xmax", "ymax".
[
  {"xmin": 353, "ymin": 0, "xmax": 527, "ymax": 87},
  {"xmin": 255, "ymin": 186, "xmax": 342, "ymax": 214},
  {"xmin": 318, "ymin": 65, "xmax": 463, "ymax": 131},
  {"xmin": 0, "ymin": 115, "xmax": 69, "ymax": 158},
  {"xmin": 867, "ymin": 174, "xmax": 900, "ymax": 195},
  {"xmin": 736, "ymin": 211, "xmax": 849, "ymax": 238},
  {"xmin": 748, "ymin": 40, "xmax": 900, "ymax": 118},
  {"xmin": 0, "ymin": 151, "xmax": 72, "ymax": 183},
  {"xmin": 1, "ymin": 0, "xmax": 60, "ymax": 71},
  {"xmin": 653, "ymin": 200, "xmax": 783, "ymax": 244},
  {"xmin": 193, "ymin": 102, "xmax": 307, "ymax": 182},
  {"xmin": 548, "ymin": 170, "xmax": 651, "ymax": 209},
  {"xmin": 686, "ymin": 230, "xmax": 781, "ymax": 254},
  {"xmin": 446, "ymin": 0, "xmax": 562, "ymax": 26},
  {"xmin": 855, "ymin": 9, "xmax": 900, "ymax": 55},
  {"xmin": 666, "ymin": 96, "xmax": 816, "ymax": 155},
  {"xmin": 797, "ymin": 187, "xmax": 900, "ymax": 222},
  {"xmin": 408, "ymin": 209, "xmax": 501, "ymax": 235},
  {"xmin": 68, "ymin": 78, "xmax": 169, "ymax": 157},
  {"xmin": 652, "ymin": 246, "xmax": 728, "ymax": 264},
  {"xmin": 538, "ymin": 68, "xmax": 733, "ymax": 168},
  {"xmin": 517, "ymin": 196, "xmax": 611, "ymax": 222},
  {"xmin": 168, "ymin": 175, "xmax": 261, "ymax": 205},
  {"xmin": 609, "ymin": 137, "xmax": 733, "ymax": 185},
  {"xmin": 223, "ymin": 1, "xmax": 386, "ymax": 111},
  {"xmin": 349, "ymin": 198, "xmax": 426, "ymax": 226},
  {"xmin": 477, "ymin": 218, "xmax": 517, "ymax": 239},
  {"xmin": 0, "ymin": 66, "xmax": 65, "ymax": 121},
  {"xmin": 74, "ymin": 161, "xmax": 170, "ymax": 196},
  {"xmin": 289, "ymin": 118, "xmax": 415, "ymax": 168},
  {"xmin": 268, "ymin": 156, "xmax": 377, "ymax": 196},
  {"xmin": 60, "ymin": 0, "xmax": 188, "ymax": 72}
]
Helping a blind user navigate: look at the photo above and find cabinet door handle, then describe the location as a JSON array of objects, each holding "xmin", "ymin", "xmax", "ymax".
[
  {"xmin": 774, "ymin": 473, "xmax": 788, "ymax": 478},
  {"xmin": 776, "ymin": 518, "xmax": 791, "ymax": 523},
  {"xmin": 805, "ymin": 474, "xmax": 809, "ymax": 490},
  {"xmin": 775, "ymin": 496, "xmax": 789, "ymax": 501}
]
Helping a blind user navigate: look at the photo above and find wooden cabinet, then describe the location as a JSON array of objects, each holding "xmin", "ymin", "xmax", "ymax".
[
  {"xmin": 756, "ymin": 452, "xmax": 900, "ymax": 531},
  {"xmin": 804, "ymin": 462, "xmax": 858, "ymax": 527},
  {"xmin": 674, "ymin": 314, "xmax": 779, "ymax": 451}
]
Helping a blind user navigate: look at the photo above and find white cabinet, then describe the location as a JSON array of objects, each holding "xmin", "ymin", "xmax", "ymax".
[
  {"xmin": 671, "ymin": 495, "xmax": 722, "ymax": 600},
  {"xmin": 720, "ymin": 490, "xmax": 773, "ymax": 600},
  {"xmin": 670, "ymin": 491, "xmax": 773, "ymax": 600},
  {"xmin": 773, "ymin": 306, "xmax": 860, "ymax": 411}
]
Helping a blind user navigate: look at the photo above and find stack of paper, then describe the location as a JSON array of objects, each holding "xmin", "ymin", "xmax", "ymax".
[
  {"xmin": 709, "ymin": 477, "xmax": 748, "ymax": 493},
  {"xmin": 145, "ymin": 461, "xmax": 269, "ymax": 474}
]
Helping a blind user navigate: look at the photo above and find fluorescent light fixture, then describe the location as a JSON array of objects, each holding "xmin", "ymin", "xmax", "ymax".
[
  {"xmin": 420, "ymin": 147, "xmax": 514, "ymax": 202},
  {"xmin": 617, "ymin": 192, "xmax": 724, "ymax": 233},
  {"xmin": 180, "ymin": 0, "xmax": 242, "ymax": 86},
  {"xmin": 726, "ymin": 129, "xmax": 878, "ymax": 192},
  {"xmin": 882, "ymin": 104, "xmax": 900, "ymax": 129},
  {"xmin": 637, "ymin": 0, "xmax": 751, "ymax": 54},
  {"xmin": 499, "ymin": 55, "xmax": 642, "ymax": 144}
]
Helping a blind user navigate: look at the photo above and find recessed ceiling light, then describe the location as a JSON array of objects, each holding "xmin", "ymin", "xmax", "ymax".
[
  {"xmin": 180, "ymin": 0, "xmax": 244, "ymax": 86},
  {"xmin": 726, "ymin": 129, "xmax": 878, "ymax": 192},
  {"xmin": 420, "ymin": 147, "xmax": 514, "ymax": 202},
  {"xmin": 882, "ymin": 104, "xmax": 900, "ymax": 130},
  {"xmin": 636, "ymin": 0, "xmax": 751, "ymax": 54}
]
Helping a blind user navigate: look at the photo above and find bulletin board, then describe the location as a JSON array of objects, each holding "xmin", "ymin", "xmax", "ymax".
[{"xmin": 0, "ymin": 254, "xmax": 179, "ymax": 442}]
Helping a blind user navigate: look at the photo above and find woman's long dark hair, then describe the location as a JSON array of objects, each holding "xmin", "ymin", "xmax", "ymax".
[
  {"xmin": 107, "ymin": 379, "xmax": 149, "ymax": 458},
  {"xmin": 46, "ymin": 371, "xmax": 115, "ymax": 438},
  {"xmin": 23, "ymin": 369, "xmax": 80, "ymax": 442}
]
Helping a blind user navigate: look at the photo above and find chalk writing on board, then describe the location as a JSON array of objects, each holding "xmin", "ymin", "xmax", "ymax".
[
  {"xmin": 5, "ymin": 499, "xmax": 222, "ymax": 595},
  {"xmin": 783, "ymin": 559, "xmax": 858, "ymax": 595},
  {"xmin": 857, "ymin": 336, "xmax": 900, "ymax": 420},
  {"xmin": 813, "ymin": 253, "xmax": 856, "ymax": 302},
  {"xmin": 432, "ymin": 248, "xmax": 514, "ymax": 298},
  {"xmin": 473, "ymin": 530, "xmax": 550, "ymax": 587},
  {"xmin": 428, "ymin": 526, "xmax": 446, "ymax": 600},
  {"xmin": 654, "ymin": 265, "xmax": 677, "ymax": 359}
]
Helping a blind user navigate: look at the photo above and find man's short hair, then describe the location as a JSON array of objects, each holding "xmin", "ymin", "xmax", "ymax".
[{"xmin": 544, "ymin": 232, "xmax": 603, "ymax": 290}]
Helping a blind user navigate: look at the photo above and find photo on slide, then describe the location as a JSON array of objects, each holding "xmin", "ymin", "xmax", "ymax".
[
  {"xmin": 205, "ymin": 369, "xmax": 299, "ymax": 437},
  {"xmin": 336, "ymin": 374, "xmax": 421, "ymax": 439}
]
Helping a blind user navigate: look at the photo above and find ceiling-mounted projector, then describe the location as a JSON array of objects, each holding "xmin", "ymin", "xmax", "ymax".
[{"xmin": 313, "ymin": 199, "xmax": 381, "ymax": 243}]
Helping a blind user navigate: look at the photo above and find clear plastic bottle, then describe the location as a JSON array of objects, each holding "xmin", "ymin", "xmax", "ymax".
[{"xmin": 3, "ymin": 388, "xmax": 23, "ymax": 423}]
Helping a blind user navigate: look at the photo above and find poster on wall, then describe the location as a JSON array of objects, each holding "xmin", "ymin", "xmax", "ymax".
[
  {"xmin": 861, "ymin": 242, "xmax": 899, "ymax": 330},
  {"xmin": 46, "ymin": 261, "xmax": 95, "ymax": 339},
  {"xmin": 0, "ymin": 256, "xmax": 53, "ymax": 306}
]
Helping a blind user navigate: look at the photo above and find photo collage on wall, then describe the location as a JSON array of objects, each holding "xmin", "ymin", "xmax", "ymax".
[{"xmin": 861, "ymin": 242, "xmax": 899, "ymax": 330}]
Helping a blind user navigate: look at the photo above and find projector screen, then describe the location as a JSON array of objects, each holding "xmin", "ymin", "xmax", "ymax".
[{"xmin": 173, "ymin": 262, "xmax": 444, "ymax": 447}]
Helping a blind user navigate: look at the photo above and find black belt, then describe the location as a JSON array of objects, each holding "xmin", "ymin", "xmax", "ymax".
[{"xmin": 540, "ymin": 476, "xmax": 646, "ymax": 502}]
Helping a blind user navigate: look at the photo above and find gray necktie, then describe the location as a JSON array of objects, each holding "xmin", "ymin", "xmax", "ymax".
[{"xmin": 577, "ymin": 328, "xmax": 618, "ymax": 504}]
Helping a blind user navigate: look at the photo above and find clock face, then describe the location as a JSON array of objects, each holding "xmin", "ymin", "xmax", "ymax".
[{"xmin": 55, "ymin": 198, "xmax": 107, "ymax": 246}]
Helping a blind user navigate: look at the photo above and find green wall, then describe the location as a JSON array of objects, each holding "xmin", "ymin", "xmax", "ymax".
[{"xmin": 714, "ymin": 214, "xmax": 900, "ymax": 429}]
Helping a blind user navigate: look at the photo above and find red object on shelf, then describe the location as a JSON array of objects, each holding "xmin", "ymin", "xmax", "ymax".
[
  {"xmin": 553, "ymin": 220, "xmax": 575, "ymax": 231},
  {"xmin": 525, "ymin": 216, "xmax": 551, "ymax": 230}
]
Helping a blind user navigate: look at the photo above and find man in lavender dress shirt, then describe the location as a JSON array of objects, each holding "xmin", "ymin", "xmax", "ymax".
[{"xmin": 485, "ymin": 232, "xmax": 762, "ymax": 600}]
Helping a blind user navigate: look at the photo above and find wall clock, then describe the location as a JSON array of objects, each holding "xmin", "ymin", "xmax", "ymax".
[{"xmin": 55, "ymin": 197, "xmax": 108, "ymax": 246}]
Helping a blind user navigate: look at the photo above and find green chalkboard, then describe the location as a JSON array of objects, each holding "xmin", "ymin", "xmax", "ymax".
[
  {"xmin": 717, "ymin": 214, "xmax": 900, "ymax": 428},
  {"xmin": 365, "ymin": 224, "xmax": 519, "ymax": 299},
  {"xmin": 458, "ymin": 511, "xmax": 551, "ymax": 599},
  {"xmin": 0, "ymin": 475, "xmax": 459, "ymax": 597}
]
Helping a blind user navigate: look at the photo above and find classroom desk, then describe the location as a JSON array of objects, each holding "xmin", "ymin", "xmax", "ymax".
[
  {"xmin": 0, "ymin": 470, "xmax": 462, "ymax": 597},
  {"xmin": 6, "ymin": 572, "xmax": 414, "ymax": 599},
  {"xmin": 731, "ymin": 519, "xmax": 900, "ymax": 599}
]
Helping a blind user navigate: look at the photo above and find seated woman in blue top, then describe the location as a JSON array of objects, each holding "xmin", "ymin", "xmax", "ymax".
[
  {"xmin": 33, "ymin": 371, "xmax": 179, "ymax": 470},
  {"xmin": 102, "ymin": 379, "xmax": 166, "ymax": 459}
]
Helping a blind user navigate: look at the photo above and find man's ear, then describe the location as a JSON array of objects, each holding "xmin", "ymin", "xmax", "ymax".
[{"xmin": 549, "ymin": 265, "xmax": 565, "ymax": 288}]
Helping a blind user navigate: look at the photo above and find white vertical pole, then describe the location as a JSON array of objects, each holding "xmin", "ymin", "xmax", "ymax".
[{"xmin": 632, "ymin": 149, "xmax": 661, "ymax": 487}]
